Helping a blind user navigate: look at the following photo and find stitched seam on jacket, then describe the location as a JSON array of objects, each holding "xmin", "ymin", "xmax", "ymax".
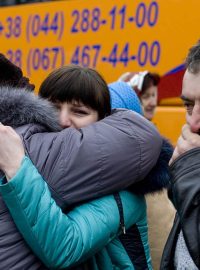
[
  {"xmin": 95, "ymin": 125, "xmax": 107, "ymax": 195},
  {"xmin": 23, "ymin": 134, "xmax": 67, "ymax": 205},
  {"xmin": 124, "ymin": 111, "xmax": 142, "ymax": 179}
]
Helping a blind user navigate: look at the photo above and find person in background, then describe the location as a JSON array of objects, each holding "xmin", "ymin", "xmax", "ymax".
[
  {"xmin": 0, "ymin": 60, "xmax": 167, "ymax": 269},
  {"xmin": 160, "ymin": 40, "xmax": 200, "ymax": 270},
  {"xmin": 118, "ymin": 71, "xmax": 160, "ymax": 121},
  {"xmin": 119, "ymin": 70, "xmax": 175, "ymax": 270}
]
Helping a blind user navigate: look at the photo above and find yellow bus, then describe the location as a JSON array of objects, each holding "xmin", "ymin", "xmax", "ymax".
[{"xmin": 0, "ymin": 0, "xmax": 198, "ymax": 145}]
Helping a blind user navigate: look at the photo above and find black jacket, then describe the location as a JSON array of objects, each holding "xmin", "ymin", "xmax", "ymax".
[{"xmin": 160, "ymin": 148, "xmax": 200, "ymax": 269}]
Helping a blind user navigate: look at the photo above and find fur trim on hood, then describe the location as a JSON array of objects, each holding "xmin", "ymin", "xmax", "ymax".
[
  {"xmin": 130, "ymin": 138, "xmax": 173, "ymax": 195},
  {"xmin": 0, "ymin": 86, "xmax": 61, "ymax": 132}
]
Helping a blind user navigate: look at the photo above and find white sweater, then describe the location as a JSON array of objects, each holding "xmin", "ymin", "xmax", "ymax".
[{"xmin": 174, "ymin": 230, "xmax": 198, "ymax": 270}]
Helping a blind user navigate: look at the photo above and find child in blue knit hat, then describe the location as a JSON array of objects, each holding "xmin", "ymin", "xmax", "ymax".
[{"xmin": 108, "ymin": 81, "xmax": 143, "ymax": 115}]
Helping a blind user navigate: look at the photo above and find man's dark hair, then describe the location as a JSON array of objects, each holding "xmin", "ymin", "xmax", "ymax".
[
  {"xmin": 185, "ymin": 40, "xmax": 200, "ymax": 74},
  {"xmin": 39, "ymin": 64, "xmax": 111, "ymax": 120}
]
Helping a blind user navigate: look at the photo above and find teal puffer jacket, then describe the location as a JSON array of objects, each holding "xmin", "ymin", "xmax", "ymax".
[{"xmin": 0, "ymin": 157, "xmax": 152, "ymax": 269}]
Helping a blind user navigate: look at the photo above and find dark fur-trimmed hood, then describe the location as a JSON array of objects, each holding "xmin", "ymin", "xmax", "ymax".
[{"xmin": 0, "ymin": 86, "xmax": 61, "ymax": 132}]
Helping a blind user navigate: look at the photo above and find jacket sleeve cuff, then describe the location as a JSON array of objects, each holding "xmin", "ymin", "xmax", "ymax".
[{"xmin": 0, "ymin": 156, "xmax": 30, "ymax": 194}]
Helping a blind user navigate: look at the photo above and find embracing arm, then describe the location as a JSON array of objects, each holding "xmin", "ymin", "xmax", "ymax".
[
  {"xmin": 25, "ymin": 109, "xmax": 163, "ymax": 205},
  {"xmin": 0, "ymin": 156, "xmax": 146, "ymax": 269}
]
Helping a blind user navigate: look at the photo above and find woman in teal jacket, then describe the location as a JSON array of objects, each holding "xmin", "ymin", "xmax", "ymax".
[
  {"xmin": 0, "ymin": 156, "xmax": 150, "ymax": 269},
  {"xmin": 0, "ymin": 80, "xmax": 172, "ymax": 269}
]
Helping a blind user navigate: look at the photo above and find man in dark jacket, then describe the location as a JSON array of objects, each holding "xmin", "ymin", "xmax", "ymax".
[{"xmin": 160, "ymin": 41, "xmax": 200, "ymax": 269}]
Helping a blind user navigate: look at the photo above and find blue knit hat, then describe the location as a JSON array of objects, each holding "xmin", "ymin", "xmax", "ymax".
[{"xmin": 108, "ymin": 81, "xmax": 143, "ymax": 115}]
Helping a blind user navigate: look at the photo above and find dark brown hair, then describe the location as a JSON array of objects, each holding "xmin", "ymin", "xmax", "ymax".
[{"xmin": 39, "ymin": 65, "xmax": 111, "ymax": 120}]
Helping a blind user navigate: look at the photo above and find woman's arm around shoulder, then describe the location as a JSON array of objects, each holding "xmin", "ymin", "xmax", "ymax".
[{"xmin": 26, "ymin": 109, "xmax": 163, "ymax": 205}]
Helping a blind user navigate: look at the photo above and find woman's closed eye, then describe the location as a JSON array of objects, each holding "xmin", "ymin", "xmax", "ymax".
[{"xmin": 72, "ymin": 108, "xmax": 89, "ymax": 116}]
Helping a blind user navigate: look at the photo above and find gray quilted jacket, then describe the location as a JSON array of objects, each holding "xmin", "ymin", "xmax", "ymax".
[{"xmin": 0, "ymin": 87, "xmax": 163, "ymax": 269}]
